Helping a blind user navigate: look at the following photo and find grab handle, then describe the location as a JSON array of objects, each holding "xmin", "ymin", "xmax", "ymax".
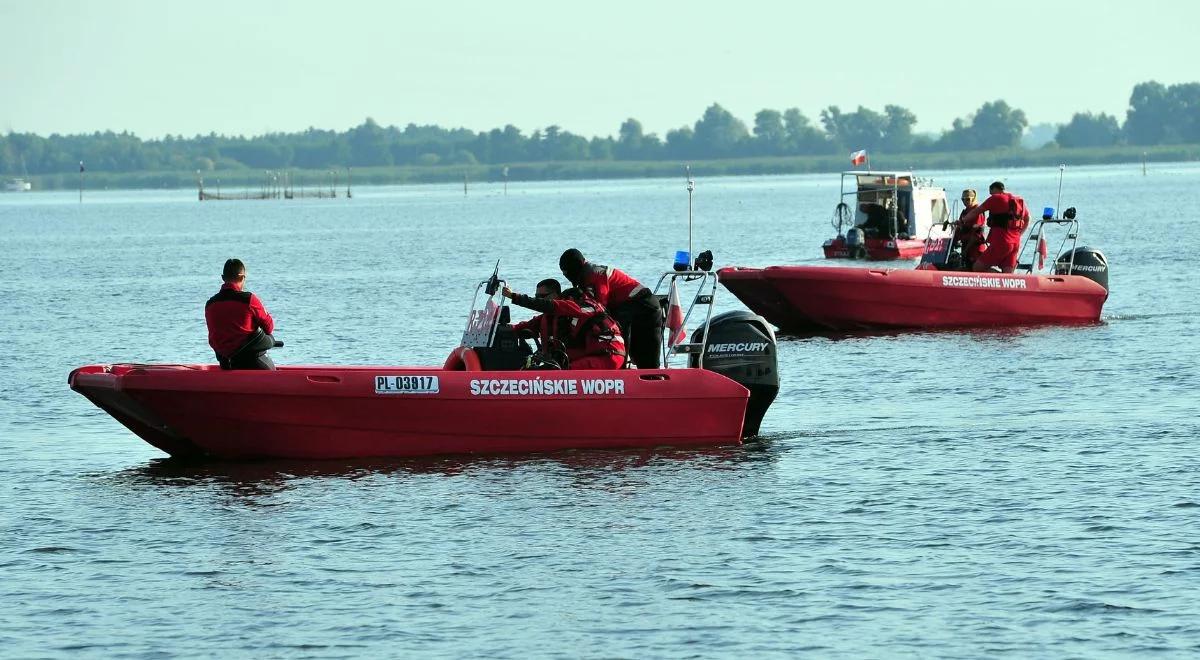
[{"xmin": 306, "ymin": 375, "xmax": 340, "ymax": 383}]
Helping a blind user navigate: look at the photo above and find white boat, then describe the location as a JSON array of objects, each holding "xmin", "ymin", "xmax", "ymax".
[
  {"xmin": 822, "ymin": 170, "xmax": 952, "ymax": 260},
  {"xmin": 3, "ymin": 178, "xmax": 32, "ymax": 192}
]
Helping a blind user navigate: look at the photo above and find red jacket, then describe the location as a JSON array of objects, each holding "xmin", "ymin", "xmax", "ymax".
[
  {"xmin": 205, "ymin": 282, "xmax": 274, "ymax": 357},
  {"xmin": 964, "ymin": 193, "xmax": 1024, "ymax": 247},
  {"xmin": 956, "ymin": 206, "xmax": 986, "ymax": 259},
  {"xmin": 577, "ymin": 263, "xmax": 646, "ymax": 308}
]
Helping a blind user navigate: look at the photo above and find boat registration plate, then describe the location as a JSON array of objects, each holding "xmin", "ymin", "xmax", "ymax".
[{"xmin": 375, "ymin": 375, "xmax": 440, "ymax": 394}]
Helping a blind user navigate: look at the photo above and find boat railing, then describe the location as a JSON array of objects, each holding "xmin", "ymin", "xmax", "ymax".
[
  {"xmin": 1017, "ymin": 209, "xmax": 1081, "ymax": 275},
  {"xmin": 918, "ymin": 219, "xmax": 956, "ymax": 267},
  {"xmin": 652, "ymin": 270, "xmax": 719, "ymax": 369}
]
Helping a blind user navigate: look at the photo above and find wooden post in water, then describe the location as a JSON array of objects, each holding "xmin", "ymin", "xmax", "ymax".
[
  {"xmin": 1143, "ymin": 152, "xmax": 1147, "ymax": 176},
  {"xmin": 463, "ymin": 171, "xmax": 468, "ymax": 196},
  {"xmin": 346, "ymin": 167, "xmax": 352, "ymax": 199},
  {"xmin": 78, "ymin": 161, "xmax": 84, "ymax": 203},
  {"xmin": 503, "ymin": 166, "xmax": 509, "ymax": 196}
]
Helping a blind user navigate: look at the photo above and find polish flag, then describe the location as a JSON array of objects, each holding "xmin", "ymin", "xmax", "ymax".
[
  {"xmin": 850, "ymin": 149, "xmax": 867, "ymax": 166},
  {"xmin": 1037, "ymin": 235, "xmax": 1048, "ymax": 269},
  {"xmin": 666, "ymin": 279, "xmax": 687, "ymax": 347}
]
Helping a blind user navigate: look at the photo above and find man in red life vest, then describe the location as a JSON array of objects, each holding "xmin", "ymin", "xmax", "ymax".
[
  {"xmin": 955, "ymin": 188, "xmax": 987, "ymax": 270},
  {"xmin": 960, "ymin": 181, "xmax": 1028, "ymax": 273},
  {"xmin": 558, "ymin": 248, "xmax": 662, "ymax": 368},
  {"xmin": 504, "ymin": 284, "xmax": 626, "ymax": 370},
  {"xmin": 205, "ymin": 258, "xmax": 277, "ymax": 370},
  {"xmin": 510, "ymin": 278, "xmax": 573, "ymax": 366}
]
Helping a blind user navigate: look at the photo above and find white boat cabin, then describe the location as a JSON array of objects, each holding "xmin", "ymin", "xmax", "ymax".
[{"xmin": 840, "ymin": 171, "xmax": 950, "ymax": 239}]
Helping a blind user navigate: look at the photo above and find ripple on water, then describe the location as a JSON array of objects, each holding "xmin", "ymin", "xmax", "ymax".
[{"xmin": 3, "ymin": 172, "xmax": 1200, "ymax": 656}]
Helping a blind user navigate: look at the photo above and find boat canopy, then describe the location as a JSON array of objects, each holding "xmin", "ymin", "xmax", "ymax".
[{"xmin": 838, "ymin": 170, "xmax": 949, "ymax": 237}]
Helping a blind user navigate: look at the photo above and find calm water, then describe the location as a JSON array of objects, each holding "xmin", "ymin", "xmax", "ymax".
[{"xmin": 2, "ymin": 165, "xmax": 1199, "ymax": 657}]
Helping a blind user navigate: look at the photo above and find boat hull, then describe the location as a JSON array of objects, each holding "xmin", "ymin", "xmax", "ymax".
[
  {"xmin": 719, "ymin": 265, "xmax": 1108, "ymax": 332},
  {"xmin": 822, "ymin": 235, "xmax": 926, "ymax": 260},
  {"xmin": 69, "ymin": 364, "xmax": 750, "ymax": 460}
]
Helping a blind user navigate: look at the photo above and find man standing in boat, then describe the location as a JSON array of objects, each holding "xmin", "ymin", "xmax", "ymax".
[
  {"xmin": 961, "ymin": 181, "xmax": 1029, "ymax": 273},
  {"xmin": 205, "ymin": 258, "xmax": 277, "ymax": 369},
  {"xmin": 558, "ymin": 249, "xmax": 662, "ymax": 368},
  {"xmin": 955, "ymin": 189, "xmax": 987, "ymax": 269}
]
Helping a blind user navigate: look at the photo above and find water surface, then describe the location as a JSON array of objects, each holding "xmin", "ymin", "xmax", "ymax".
[{"xmin": 1, "ymin": 165, "xmax": 1198, "ymax": 657}]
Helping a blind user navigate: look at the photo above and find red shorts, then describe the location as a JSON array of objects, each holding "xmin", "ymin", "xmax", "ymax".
[{"xmin": 975, "ymin": 230, "xmax": 1022, "ymax": 272}]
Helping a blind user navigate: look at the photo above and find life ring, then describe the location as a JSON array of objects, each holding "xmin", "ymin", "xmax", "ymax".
[{"xmin": 442, "ymin": 347, "xmax": 483, "ymax": 371}]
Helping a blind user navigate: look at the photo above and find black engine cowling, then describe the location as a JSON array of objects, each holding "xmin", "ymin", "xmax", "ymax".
[
  {"xmin": 1055, "ymin": 247, "xmax": 1109, "ymax": 292},
  {"xmin": 688, "ymin": 310, "xmax": 779, "ymax": 437}
]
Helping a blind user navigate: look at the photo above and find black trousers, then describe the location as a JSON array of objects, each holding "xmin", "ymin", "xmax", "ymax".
[
  {"xmin": 612, "ymin": 294, "xmax": 663, "ymax": 369},
  {"xmin": 218, "ymin": 330, "xmax": 278, "ymax": 370}
]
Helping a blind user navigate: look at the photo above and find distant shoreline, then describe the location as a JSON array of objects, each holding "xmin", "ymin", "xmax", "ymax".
[{"xmin": 16, "ymin": 144, "xmax": 1199, "ymax": 192}]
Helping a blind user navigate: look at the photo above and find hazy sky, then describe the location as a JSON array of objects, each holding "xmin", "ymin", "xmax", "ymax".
[{"xmin": 2, "ymin": 0, "xmax": 1196, "ymax": 139}]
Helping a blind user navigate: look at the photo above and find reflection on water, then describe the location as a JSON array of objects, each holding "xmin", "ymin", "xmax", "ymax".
[
  {"xmin": 778, "ymin": 322, "xmax": 1096, "ymax": 343},
  {"xmin": 99, "ymin": 443, "xmax": 777, "ymax": 503}
]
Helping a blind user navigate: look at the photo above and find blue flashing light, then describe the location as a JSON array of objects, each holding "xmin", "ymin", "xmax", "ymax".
[
  {"xmin": 673, "ymin": 250, "xmax": 691, "ymax": 271},
  {"xmin": 1042, "ymin": 206, "xmax": 1055, "ymax": 220}
]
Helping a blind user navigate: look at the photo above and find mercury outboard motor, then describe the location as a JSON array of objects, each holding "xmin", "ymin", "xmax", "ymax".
[
  {"xmin": 688, "ymin": 310, "xmax": 779, "ymax": 437},
  {"xmin": 1055, "ymin": 247, "xmax": 1109, "ymax": 293}
]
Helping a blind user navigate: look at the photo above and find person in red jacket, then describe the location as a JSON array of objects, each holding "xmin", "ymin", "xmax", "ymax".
[
  {"xmin": 558, "ymin": 248, "xmax": 661, "ymax": 368},
  {"xmin": 504, "ymin": 284, "xmax": 626, "ymax": 370},
  {"xmin": 510, "ymin": 278, "xmax": 572, "ymax": 362},
  {"xmin": 960, "ymin": 181, "xmax": 1027, "ymax": 273},
  {"xmin": 954, "ymin": 188, "xmax": 987, "ymax": 269},
  {"xmin": 205, "ymin": 258, "xmax": 277, "ymax": 369}
]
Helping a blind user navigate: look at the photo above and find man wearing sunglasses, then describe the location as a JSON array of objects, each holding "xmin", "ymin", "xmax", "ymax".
[
  {"xmin": 511, "ymin": 278, "xmax": 569, "ymax": 350},
  {"xmin": 954, "ymin": 189, "xmax": 986, "ymax": 270}
]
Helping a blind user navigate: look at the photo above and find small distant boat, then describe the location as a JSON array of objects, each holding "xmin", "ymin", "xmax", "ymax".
[
  {"xmin": 822, "ymin": 170, "xmax": 952, "ymax": 260},
  {"xmin": 3, "ymin": 178, "xmax": 32, "ymax": 192}
]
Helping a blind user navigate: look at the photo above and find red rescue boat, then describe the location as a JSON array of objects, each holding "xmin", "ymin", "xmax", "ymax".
[
  {"xmin": 722, "ymin": 212, "xmax": 1110, "ymax": 332},
  {"xmin": 70, "ymin": 268, "xmax": 780, "ymax": 460}
]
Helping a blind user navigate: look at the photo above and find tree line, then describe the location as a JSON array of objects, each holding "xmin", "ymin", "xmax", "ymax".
[{"xmin": 1, "ymin": 80, "xmax": 1197, "ymax": 177}]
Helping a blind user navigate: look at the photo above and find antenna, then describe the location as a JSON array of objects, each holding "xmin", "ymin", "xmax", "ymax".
[
  {"xmin": 686, "ymin": 165, "xmax": 695, "ymax": 266},
  {"xmin": 1056, "ymin": 164, "xmax": 1066, "ymax": 217}
]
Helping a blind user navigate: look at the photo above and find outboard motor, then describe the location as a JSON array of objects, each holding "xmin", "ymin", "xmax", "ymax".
[
  {"xmin": 845, "ymin": 227, "xmax": 866, "ymax": 259},
  {"xmin": 688, "ymin": 310, "xmax": 779, "ymax": 437},
  {"xmin": 1055, "ymin": 247, "xmax": 1109, "ymax": 293}
]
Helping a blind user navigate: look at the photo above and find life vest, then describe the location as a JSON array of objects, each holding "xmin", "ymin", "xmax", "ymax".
[
  {"xmin": 564, "ymin": 301, "xmax": 627, "ymax": 366},
  {"xmin": 516, "ymin": 313, "xmax": 572, "ymax": 350},
  {"xmin": 986, "ymin": 193, "xmax": 1030, "ymax": 231}
]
